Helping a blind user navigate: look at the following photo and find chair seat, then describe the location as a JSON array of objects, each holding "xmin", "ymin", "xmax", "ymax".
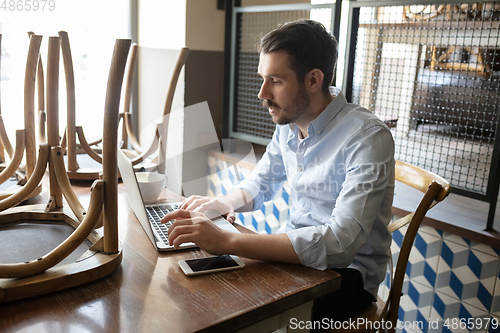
[{"xmin": 324, "ymin": 297, "xmax": 384, "ymax": 333}]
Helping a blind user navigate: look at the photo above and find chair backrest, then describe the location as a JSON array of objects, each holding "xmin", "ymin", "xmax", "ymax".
[
  {"xmin": 122, "ymin": 46, "xmax": 189, "ymax": 153},
  {"xmin": 384, "ymin": 160, "xmax": 450, "ymax": 332},
  {"xmin": 58, "ymin": 31, "xmax": 79, "ymax": 171},
  {"xmin": 0, "ymin": 34, "xmax": 15, "ymax": 161},
  {"xmin": 24, "ymin": 33, "xmax": 43, "ymax": 179},
  {"xmin": 162, "ymin": 47, "xmax": 189, "ymax": 117},
  {"xmin": 28, "ymin": 31, "xmax": 46, "ymax": 144}
]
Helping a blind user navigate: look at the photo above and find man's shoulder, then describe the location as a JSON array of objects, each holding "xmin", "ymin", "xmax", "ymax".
[{"xmin": 342, "ymin": 103, "xmax": 391, "ymax": 132}]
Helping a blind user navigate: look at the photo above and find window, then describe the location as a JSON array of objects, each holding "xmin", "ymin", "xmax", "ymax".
[
  {"xmin": 0, "ymin": 0, "xmax": 130, "ymax": 142},
  {"xmin": 228, "ymin": 3, "xmax": 338, "ymax": 145}
]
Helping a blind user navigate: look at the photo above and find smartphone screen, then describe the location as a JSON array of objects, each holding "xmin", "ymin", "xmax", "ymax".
[{"xmin": 185, "ymin": 255, "xmax": 239, "ymax": 272}]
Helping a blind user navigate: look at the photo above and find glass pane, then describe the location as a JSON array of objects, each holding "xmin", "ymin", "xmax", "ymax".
[{"xmin": 351, "ymin": 3, "xmax": 500, "ymax": 194}]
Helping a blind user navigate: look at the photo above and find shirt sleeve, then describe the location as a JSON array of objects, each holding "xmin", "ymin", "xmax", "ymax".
[
  {"xmin": 233, "ymin": 127, "xmax": 288, "ymax": 210},
  {"xmin": 286, "ymin": 125, "xmax": 395, "ymax": 270}
]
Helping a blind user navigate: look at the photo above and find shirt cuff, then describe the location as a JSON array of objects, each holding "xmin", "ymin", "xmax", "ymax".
[{"xmin": 286, "ymin": 227, "xmax": 328, "ymax": 271}]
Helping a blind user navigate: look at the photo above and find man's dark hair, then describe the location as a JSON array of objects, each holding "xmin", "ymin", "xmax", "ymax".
[{"xmin": 260, "ymin": 19, "xmax": 337, "ymax": 94}]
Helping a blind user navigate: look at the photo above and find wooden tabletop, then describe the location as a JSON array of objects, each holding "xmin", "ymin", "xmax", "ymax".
[{"xmin": 0, "ymin": 180, "xmax": 341, "ymax": 333}]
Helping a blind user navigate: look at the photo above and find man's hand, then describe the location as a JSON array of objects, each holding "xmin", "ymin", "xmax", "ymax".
[
  {"xmin": 179, "ymin": 195, "xmax": 236, "ymax": 224},
  {"xmin": 162, "ymin": 209, "xmax": 301, "ymax": 265},
  {"xmin": 162, "ymin": 209, "xmax": 232, "ymax": 254}
]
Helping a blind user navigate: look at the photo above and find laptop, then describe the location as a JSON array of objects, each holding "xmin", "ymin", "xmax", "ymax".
[{"xmin": 117, "ymin": 149, "xmax": 239, "ymax": 252}]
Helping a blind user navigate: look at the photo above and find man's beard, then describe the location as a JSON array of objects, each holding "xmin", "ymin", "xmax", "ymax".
[{"xmin": 262, "ymin": 86, "xmax": 311, "ymax": 125}]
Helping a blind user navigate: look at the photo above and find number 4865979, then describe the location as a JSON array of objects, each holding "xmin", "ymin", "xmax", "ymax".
[
  {"xmin": 443, "ymin": 317, "xmax": 499, "ymax": 330},
  {"xmin": 1, "ymin": 0, "xmax": 56, "ymax": 11}
]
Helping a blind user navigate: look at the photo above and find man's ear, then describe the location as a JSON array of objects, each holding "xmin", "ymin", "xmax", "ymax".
[{"xmin": 305, "ymin": 69, "xmax": 324, "ymax": 93}]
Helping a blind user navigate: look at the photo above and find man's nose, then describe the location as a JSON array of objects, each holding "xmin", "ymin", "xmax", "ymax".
[{"xmin": 258, "ymin": 80, "xmax": 272, "ymax": 101}]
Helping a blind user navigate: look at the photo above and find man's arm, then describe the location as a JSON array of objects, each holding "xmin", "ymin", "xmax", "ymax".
[
  {"xmin": 286, "ymin": 124, "xmax": 395, "ymax": 271},
  {"xmin": 164, "ymin": 126, "xmax": 291, "ymax": 260},
  {"xmin": 164, "ymin": 209, "xmax": 301, "ymax": 264},
  {"xmin": 228, "ymin": 232, "xmax": 301, "ymax": 264},
  {"xmin": 179, "ymin": 126, "xmax": 286, "ymax": 222}
]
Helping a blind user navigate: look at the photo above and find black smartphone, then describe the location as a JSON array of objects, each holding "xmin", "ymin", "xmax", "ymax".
[{"xmin": 178, "ymin": 255, "xmax": 245, "ymax": 276}]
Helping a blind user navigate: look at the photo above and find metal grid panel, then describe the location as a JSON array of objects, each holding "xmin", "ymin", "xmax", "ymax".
[
  {"xmin": 350, "ymin": 3, "xmax": 500, "ymax": 195},
  {"xmin": 233, "ymin": 7, "xmax": 334, "ymax": 142}
]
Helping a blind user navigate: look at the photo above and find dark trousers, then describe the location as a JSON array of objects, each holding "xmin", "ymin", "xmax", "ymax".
[{"xmin": 311, "ymin": 268, "xmax": 376, "ymax": 331}]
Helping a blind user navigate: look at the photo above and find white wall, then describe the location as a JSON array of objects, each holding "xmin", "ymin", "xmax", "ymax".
[{"xmin": 186, "ymin": 0, "xmax": 225, "ymax": 52}]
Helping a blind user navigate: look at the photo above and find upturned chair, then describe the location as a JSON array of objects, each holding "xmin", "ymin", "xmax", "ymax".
[
  {"xmin": 325, "ymin": 160, "xmax": 450, "ymax": 333},
  {"xmin": 59, "ymin": 30, "xmax": 189, "ymax": 176},
  {"xmin": 0, "ymin": 34, "xmax": 21, "ymax": 175},
  {"xmin": 119, "ymin": 45, "xmax": 189, "ymax": 172},
  {"xmin": 0, "ymin": 34, "xmax": 13, "ymax": 166},
  {"xmin": 0, "ymin": 36, "xmax": 131, "ymax": 303},
  {"xmin": 58, "ymin": 30, "xmax": 109, "ymax": 180},
  {"xmin": 121, "ymin": 45, "xmax": 189, "ymax": 154},
  {"xmin": 0, "ymin": 33, "xmax": 43, "ymax": 201},
  {"xmin": 27, "ymin": 31, "xmax": 46, "ymax": 144}
]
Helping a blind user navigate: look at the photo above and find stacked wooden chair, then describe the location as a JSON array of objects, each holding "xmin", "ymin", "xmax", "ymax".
[
  {"xmin": 105, "ymin": 44, "xmax": 189, "ymax": 173},
  {"xmin": 27, "ymin": 31, "xmax": 47, "ymax": 145},
  {"xmin": 58, "ymin": 31, "xmax": 189, "ymax": 178},
  {"xmin": 0, "ymin": 35, "xmax": 131, "ymax": 303},
  {"xmin": 0, "ymin": 34, "xmax": 14, "ymax": 170},
  {"xmin": 0, "ymin": 34, "xmax": 44, "ymax": 201},
  {"xmin": 58, "ymin": 30, "xmax": 107, "ymax": 180},
  {"xmin": 120, "ymin": 45, "xmax": 189, "ymax": 170}
]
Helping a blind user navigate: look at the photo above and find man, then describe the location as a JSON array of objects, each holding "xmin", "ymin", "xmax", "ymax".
[{"xmin": 162, "ymin": 19, "xmax": 395, "ymax": 322}]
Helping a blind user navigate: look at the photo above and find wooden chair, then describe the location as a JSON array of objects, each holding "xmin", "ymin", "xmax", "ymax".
[
  {"xmin": 0, "ymin": 34, "xmax": 14, "ymax": 166},
  {"xmin": 0, "ymin": 36, "xmax": 131, "ymax": 303},
  {"xmin": 0, "ymin": 33, "xmax": 43, "ymax": 201},
  {"xmin": 0, "ymin": 32, "xmax": 45, "ymax": 168},
  {"xmin": 325, "ymin": 160, "xmax": 450, "ymax": 333},
  {"xmin": 57, "ymin": 30, "xmax": 108, "ymax": 180},
  {"xmin": 119, "ymin": 46, "xmax": 189, "ymax": 171},
  {"xmin": 0, "ymin": 33, "xmax": 14, "ymax": 169},
  {"xmin": 27, "ymin": 31, "xmax": 47, "ymax": 144},
  {"xmin": 77, "ymin": 44, "xmax": 189, "ymax": 172},
  {"xmin": 59, "ymin": 30, "xmax": 189, "ymax": 177},
  {"xmin": 121, "ymin": 45, "xmax": 189, "ymax": 154}
]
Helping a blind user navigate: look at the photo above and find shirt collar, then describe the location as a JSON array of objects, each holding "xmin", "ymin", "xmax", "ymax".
[
  {"xmin": 307, "ymin": 90, "xmax": 347, "ymax": 135},
  {"xmin": 287, "ymin": 87, "xmax": 347, "ymax": 142}
]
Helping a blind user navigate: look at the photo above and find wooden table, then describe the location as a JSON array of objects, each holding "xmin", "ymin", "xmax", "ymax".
[{"xmin": 0, "ymin": 180, "xmax": 341, "ymax": 333}]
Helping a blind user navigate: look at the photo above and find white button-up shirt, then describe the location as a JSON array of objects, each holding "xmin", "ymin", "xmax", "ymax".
[{"xmin": 234, "ymin": 90, "xmax": 395, "ymax": 297}]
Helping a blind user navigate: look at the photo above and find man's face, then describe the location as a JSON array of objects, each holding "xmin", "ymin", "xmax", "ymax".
[{"xmin": 257, "ymin": 51, "xmax": 311, "ymax": 125}]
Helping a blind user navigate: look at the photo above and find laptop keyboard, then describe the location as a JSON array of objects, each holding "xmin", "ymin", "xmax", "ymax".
[{"xmin": 146, "ymin": 204, "xmax": 179, "ymax": 244}]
